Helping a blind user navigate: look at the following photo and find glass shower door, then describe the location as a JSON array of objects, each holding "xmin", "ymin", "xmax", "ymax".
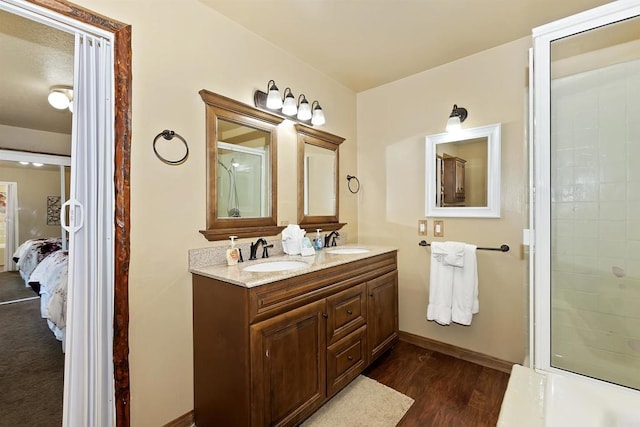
[{"xmin": 534, "ymin": 1, "xmax": 640, "ymax": 391}]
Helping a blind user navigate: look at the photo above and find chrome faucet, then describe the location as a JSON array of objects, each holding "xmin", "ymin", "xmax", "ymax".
[
  {"xmin": 249, "ymin": 238, "xmax": 273, "ymax": 260},
  {"xmin": 324, "ymin": 231, "xmax": 340, "ymax": 248}
]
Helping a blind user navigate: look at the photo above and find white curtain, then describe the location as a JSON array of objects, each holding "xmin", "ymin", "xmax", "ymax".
[{"xmin": 63, "ymin": 32, "xmax": 115, "ymax": 427}]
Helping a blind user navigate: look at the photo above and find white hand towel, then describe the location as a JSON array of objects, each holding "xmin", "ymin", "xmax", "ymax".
[
  {"xmin": 451, "ymin": 244, "xmax": 478, "ymax": 325},
  {"xmin": 426, "ymin": 242, "xmax": 455, "ymax": 325}
]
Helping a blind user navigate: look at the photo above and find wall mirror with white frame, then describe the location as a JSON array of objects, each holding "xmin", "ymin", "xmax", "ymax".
[
  {"xmin": 425, "ymin": 123, "xmax": 501, "ymax": 218},
  {"xmin": 295, "ymin": 124, "xmax": 345, "ymax": 231}
]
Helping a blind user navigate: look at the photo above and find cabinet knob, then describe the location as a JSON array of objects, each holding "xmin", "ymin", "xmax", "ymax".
[
  {"xmin": 347, "ymin": 355, "xmax": 353, "ymax": 361},
  {"xmin": 347, "ymin": 309, "xmax": 353, "ymax": 315},
  {"xmin": 322, "ymin": 313, "xmax": 328, "ymax": 319}
]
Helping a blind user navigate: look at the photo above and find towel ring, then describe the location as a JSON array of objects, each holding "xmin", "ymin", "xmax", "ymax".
[
  {"xmin": 153, "ymin": 130, "xmax": 189, "ymax": 165},
  {"xmin": 347, "ymin": 174, "xmax": 360, "ymax": 194}
]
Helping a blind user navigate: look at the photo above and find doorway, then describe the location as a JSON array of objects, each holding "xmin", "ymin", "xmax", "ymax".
[{"xmin": 0, "ymin": 0, "xmax": 131, "ymax": 425}]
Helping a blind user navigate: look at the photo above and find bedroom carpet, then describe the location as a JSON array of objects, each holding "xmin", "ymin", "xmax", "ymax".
[
  {"xmin": 0, "ymin": 298, "xmax": 64, "ymax": 426},
  {"xmin": 301, "ymin": 375, "xmax": 414, "ymax": 426},
  {"xmin": 0, "ymin": 271, "xmax": 36, "ymax": 304}
]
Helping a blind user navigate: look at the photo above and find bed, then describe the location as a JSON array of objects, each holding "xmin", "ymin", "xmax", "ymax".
[
  {"xmin": 29, "ymin": 250, "xmax": 69, "ymax": 342},
  {"xmin": 12, "ymin": 238, "xmax": 68, "ymax": 343},
  {"xmin": 12, "ymin": 237, "xmax": 63, "ymax": 287}
]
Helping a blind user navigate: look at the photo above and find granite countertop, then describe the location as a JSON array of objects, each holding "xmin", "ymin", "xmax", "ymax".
[{"xmin": 189, "ymin": 244, "xmax": 397, "ymax": 288}]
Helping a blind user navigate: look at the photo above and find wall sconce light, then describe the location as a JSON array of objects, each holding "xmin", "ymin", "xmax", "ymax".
[
  {"xmin": 48, "ymin": 86, "xmax": 74, "ymax": 112},
  {"xmin": 254, "ymin": 80, "xmax": 325, "ymax": 126},
  {"xmin": 446, "ymin": 104, "xmax": 467, "ymax": 132}
]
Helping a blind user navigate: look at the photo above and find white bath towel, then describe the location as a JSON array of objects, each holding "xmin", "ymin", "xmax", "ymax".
[
  {"xmin": 426, "ymin": 242, "xmax": 478, "ymax": 326},
  {"xmin": 427, "ymin": 242, "xmax": 458, "ymax": 325},
  {"xmin": 451, "ymin": 244, "xmax": 478, "ymax": 325},
  {"xmin": 431, "ymin": 241, "xmax": 465, "ymax": 267}
]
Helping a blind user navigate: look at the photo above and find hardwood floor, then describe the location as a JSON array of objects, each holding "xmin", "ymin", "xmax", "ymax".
[{"xmin": 363, "ymin": 340, "xmax": 510, "ymax": 427}]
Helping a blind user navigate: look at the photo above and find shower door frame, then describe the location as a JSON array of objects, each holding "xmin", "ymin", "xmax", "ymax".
[{"xmin": 532, "ymin": 0, "xmax": 640, "ymax": 379}]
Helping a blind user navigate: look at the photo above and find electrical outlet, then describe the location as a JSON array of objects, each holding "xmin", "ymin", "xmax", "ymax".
[
  {"xmin": 418, "ymin": 220, "xmax": 427, "ymax": 236},
  {"xmin": 279, "ymin": 220, "xmax": 289, "ymax": 226},
  {"xmin": 434, "ymin": 220, "xmax": 444, "ymax": 237}
]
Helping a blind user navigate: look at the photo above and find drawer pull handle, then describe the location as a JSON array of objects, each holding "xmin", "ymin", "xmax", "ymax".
[
  {"xmin": 347, "ymin": 310, "xmax": 353, "ymax": 315},
  {"xmin": 322, "ymin": 313, "xmax": 328, "ymax": 319},
  {"xmin": 347, "ymin": 355, "xmax": 353, "ymax": 361}
]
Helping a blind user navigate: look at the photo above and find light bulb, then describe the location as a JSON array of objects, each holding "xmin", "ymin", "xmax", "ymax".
[
  {"xmin": 446, "ymin": 116, "xmax": 461, "ymax": 132},
  {"xmin": 282, "ymin": 93, "xmax": 297, "ymax": 116},
  {"xmin": 297, "ymin": 96, "xmax": 311, "ymax": 121},
  {"xmin": 48, "ymin": 90, "xmax": 70, "ymax": 110},
  {"xmin": 311, "ymin": 102, "xmax": 325, "ymax": 126},
  {"xmin": 266, "ymin": 81, "xmax": 283, "ymax": 109}
]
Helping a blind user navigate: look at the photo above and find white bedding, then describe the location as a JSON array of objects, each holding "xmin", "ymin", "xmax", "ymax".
[
  {"xmin": 12, "ymin": 237, "xmax": 63, "ymax": 285},
  {"xmin": 29, "ymin": 250, "xmax": 69, "ymax": 342}
]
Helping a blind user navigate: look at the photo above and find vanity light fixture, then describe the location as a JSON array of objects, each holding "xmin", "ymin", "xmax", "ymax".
[
  {"xmin": 311, "ymin": 100, "xmax": 326, "ymax": 126},
  {"xmin": 297, "ymin": 94, "xmax": 312, "ymax": 121},
  {"xmin": 265, "ymin": 80, "xmax": 283, "ymax": 109},
  {"xmin": 48, "ymin": 86, "xmax": 73, "ymax": 112},
  {"xmin": 281, "ymin": 88, "xmax": 297, "ymax": 116},
  {"xmin": 253, "ymin": 80, "xmax": 325, "ymax": 126},
  {"xmin": 446, "ymin": 104, "xmax": 468, "ymax": 132}
]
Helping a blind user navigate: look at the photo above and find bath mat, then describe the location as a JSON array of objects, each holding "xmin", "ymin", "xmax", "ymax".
[{"xmin": 301, "ymin": 375, "xmax": 414, "ymax": 426}]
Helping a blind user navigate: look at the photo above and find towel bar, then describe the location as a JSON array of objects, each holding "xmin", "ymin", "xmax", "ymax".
[{"xmin": 418, "ymin": 240, "xmax": 509, "ymax": 252}]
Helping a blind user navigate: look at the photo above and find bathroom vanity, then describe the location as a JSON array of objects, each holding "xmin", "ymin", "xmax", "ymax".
[{"xmin": 190, "ymin": 246, "xmax": 398, "ymax": 427}]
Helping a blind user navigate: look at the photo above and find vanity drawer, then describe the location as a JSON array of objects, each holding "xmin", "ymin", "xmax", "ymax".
[
  {"xmin": 326, "ymin": 283, "xmax": 367, "ymax": 345},
  {"xmin": 327, "ymin": 326, "xmax": 367, "ymax": 398}
]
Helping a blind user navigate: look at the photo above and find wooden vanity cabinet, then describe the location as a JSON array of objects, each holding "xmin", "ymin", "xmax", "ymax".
[{"xmin": 192, "ymin": 251, "xmax": 398, "ymax": 427}]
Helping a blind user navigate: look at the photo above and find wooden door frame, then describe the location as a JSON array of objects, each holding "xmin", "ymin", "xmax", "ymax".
[{"xmin": 23, "ymin": 1, "xmax": 132, "ymax": 425}]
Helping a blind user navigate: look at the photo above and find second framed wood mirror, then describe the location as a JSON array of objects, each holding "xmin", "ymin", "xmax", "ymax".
[{"xmin": 295, "ymin": 124, "xmax": 345, "ymax": 231}]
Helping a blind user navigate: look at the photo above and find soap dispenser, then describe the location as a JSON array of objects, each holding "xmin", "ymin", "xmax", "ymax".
[
  {"xmin": 314, "ymin": 229, "xmax": 323, "ymax": 251},
  {"xmin": 226, "ymin": 236, "xmax": 240, "ymax": 266}
]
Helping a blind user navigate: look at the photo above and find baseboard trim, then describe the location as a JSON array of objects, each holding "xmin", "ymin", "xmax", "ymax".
[
  {"xmin": 163, "ymin": 410, "xmax": 194, "ymax": 427},
  {"xmin": 398, "ymin": 331, "xmax": 514, "ymax": 373}
]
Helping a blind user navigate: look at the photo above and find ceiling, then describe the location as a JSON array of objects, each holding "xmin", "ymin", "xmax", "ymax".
[
  {"xmin": 200, "ymin": 0, "xmax": 611, "ymax": 92},
  {"xmin": 0, "ymin": 9, "xmax": 74, "ymax": 136},
  {"xmin": 0, "ymin": 0, "xmax": 613, "ymax": 138}
]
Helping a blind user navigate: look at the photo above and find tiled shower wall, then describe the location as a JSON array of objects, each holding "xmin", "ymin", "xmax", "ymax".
[{"xmin": 551, "ymin": 58, "xmax": 640, "ymax": 390}]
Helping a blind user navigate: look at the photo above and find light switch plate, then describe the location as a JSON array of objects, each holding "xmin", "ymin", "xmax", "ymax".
[
  {"xmin": 418, "ymin": 220, "xmax": 427, "ymax": 236},
  {"xmin": 434, "ymin": 220, "xmax": 444, "ymax": 237}
]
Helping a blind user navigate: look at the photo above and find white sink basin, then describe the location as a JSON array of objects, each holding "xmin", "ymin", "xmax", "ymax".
[
  {"xmin": 326, "ymin": 248, "xmax": 371, "ymax": 255},
  {"xmin": 243, "ymin": 260, "xmax": 309, "ymax": 273}
]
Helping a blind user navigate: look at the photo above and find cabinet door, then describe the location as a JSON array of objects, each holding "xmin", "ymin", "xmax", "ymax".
[
  {"xmin": 250, "ymin": 299, "xmax": 326, "ymax": 427},
  {"xmin": 455, "ymin": 159, "xmax": 465, "ymax": 200},
  {"xmin": 367, "ymin": 270, "xmax": 398, "ymax": 362}
]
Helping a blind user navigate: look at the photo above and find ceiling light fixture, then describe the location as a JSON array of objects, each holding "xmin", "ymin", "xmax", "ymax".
[
  {"xmin": 48, "ymin": 86, "xmax": 74, "ymax": 112},
  {"xmin": 254, "ymin": 80, "xmax": 325, "ymax": 126},
  {"xmin": 446, "ymin": 104, "xmax": 468, "ymax": 132}
]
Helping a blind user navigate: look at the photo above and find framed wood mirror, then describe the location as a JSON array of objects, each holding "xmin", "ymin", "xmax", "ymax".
[
  {"xmin": 200, "ymin": 90, "xmax": 285, "ymax": 240},
  {"xmin": 295, "ymin": 124, "xmax": 345, "ymax": 231}
]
